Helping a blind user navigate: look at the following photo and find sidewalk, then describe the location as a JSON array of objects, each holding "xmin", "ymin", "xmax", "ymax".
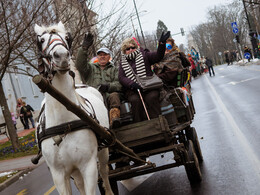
[{"xmin": 0, "ymin": 128, "xmax": 44, "ymax": 191}]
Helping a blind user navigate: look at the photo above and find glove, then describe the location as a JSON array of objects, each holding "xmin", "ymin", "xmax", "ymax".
[
  {"xmin": 82, "ymin": 32, "xmax": 94, "ymax": 50},
  {"xmin": 130, "ymin": 83, "xmax": 141, "ymax": 90},
  {"xmin": 98, "ymin": 84, "xmax": 110, "ymax": 93},
  {"xmin": 159, "ymin": 31, "xmax": 171, "ymax": 43}
]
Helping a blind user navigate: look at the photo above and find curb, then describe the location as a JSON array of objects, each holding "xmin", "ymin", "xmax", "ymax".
[{"xmin": 0, "ymin": 167, "xmax": 33, "ymax": 192}]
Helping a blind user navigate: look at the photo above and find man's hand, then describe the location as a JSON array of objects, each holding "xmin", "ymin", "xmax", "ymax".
[
  {"xmin": 82, "ymin": 33, "xmax": 94, "ymax": 50},
  {"xmin": 159, "ymin": 31, "xmax": 171, "ymax": 43},
  {"xmin": 98, "ymin": 84, "xmax": 110, "ymax": 93}
]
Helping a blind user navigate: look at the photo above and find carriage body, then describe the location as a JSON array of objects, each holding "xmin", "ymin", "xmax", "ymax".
[{"xmin": 105, "ymin": 89, "xmax": 203, "ymax": 191}]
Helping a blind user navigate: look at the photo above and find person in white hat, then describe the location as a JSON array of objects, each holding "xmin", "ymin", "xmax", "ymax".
[{"xmin": 75, "ymin": 33, "xmax": 122, "ymax": 128}]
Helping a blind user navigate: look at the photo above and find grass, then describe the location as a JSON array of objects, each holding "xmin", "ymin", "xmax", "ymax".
[
  {"xmin": 0, "ymin": 131, "xmax": 39, "ymax": 161},
  {"xmin": 0, "ymin": 131, "xmax": 39, "ymax": 183}
]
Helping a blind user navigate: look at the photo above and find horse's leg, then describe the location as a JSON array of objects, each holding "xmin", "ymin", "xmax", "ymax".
[
  {"xmin": 50, "ymin": 169, "xmax": 72, "ymax": 195},
  {"xmin": 72, "ymin": 170, "xmax": 85, "ymax": 195},
  {"xmin": 81, "ymin": 157, "xmax": 98, "ymax": 195},
  {"xmin": 98, "ymin": 148, "xmax": 114, "ymax": 195}
]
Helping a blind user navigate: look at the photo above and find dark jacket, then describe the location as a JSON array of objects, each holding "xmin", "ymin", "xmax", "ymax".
[
  {"xmin": 205, "ymin": 58, "xmax": 213, "ymax": 67},
  {"xmin": 20, "ymin": 105, "xmax": 34, "ymax": 119},
  {"xmin": 118, "ymin": 43, "xmax": 166, "ymax": 89},
  {"xmin": 75, "ymin": 47, "xmax": 122, "ymax": 93}
]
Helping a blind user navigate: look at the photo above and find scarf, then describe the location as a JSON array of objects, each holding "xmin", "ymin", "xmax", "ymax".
[{"xmin": 121, "ymin": 49, "xmax": 146, "ymax": 82}]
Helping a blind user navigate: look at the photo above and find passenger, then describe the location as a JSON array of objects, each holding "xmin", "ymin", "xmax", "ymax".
[
  {"xmin": 118, "ymin": 32, "xmax": 170, "ymax": 122},
  {"xmin": 75, "ymin": 33, "xmax": 122, "ymax": 128},
  {"xmin": 153, "ymin": 38, "xmax": 190, "ymax": 88}
]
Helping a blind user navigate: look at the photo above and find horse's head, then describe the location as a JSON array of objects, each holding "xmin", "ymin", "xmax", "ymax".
[{"xmin": 34, "ymin": 21, "xmax": 73, "ymax": 76}]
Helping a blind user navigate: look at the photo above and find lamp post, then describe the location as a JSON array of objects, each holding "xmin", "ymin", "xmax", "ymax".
[{"xmin": 133, "ymin": 0, "xmax": 147, "ymax": 48}]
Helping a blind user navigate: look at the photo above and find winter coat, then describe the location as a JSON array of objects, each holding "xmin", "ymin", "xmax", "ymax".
[
  {"xmin": 118, "ymin": 43, "xmax": 165, "ymax": 89},
  {"xmin": 153, "ymin": 50, "xmax": 184, "ymax": 86},
  {"xmin": 75, "ymin": 47, "xmax": 122, "ymax": 93},
  {"xmin": 189, "ymin": 57, "xmax": 196, "ymax": 70},
  {"xmin": 205, "ymin": 58, "xmax": 213, "ymax": 67},
  {"xmin": 20, "ymin": 105, "xmax": 34, "ymax": 119}
]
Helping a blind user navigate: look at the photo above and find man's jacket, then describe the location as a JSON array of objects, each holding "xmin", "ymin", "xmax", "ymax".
[{"xmin": 75, "ymin": 47, "xmax": 122, "ymax": 94}]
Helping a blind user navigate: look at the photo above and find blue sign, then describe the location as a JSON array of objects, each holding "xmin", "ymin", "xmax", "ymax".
[
  {"xmin": 232, "ymin": 27, "xmax": 239, "ymax": 34},
  {"xmin": 231, "ymin": 22, "xmax": 238, "ymax": 28},
  {"xmin": 244, "ymin": 52, "xmax": 251, "ymax": 59}
]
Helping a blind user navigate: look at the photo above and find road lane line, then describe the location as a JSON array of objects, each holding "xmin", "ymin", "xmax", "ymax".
[
  {"xmin": 44, "ymin": 185, "xmax": 56, "ymax": 195},
  {"xmin": 204, "ymin": 75, "xmax": 260, "ymax": 176},
  {"xmin": 16, "ymin": 189, "xmax": 27, "ymax": 195}
]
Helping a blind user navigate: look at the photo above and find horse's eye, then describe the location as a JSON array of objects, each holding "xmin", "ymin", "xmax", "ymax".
[
  {"xmin": 65, "ymin": 36, "xmax": 69, "ymax": 41},
  {"xmin": 41, "ymin": 38, "xmax": 45, "ymax": 43}
]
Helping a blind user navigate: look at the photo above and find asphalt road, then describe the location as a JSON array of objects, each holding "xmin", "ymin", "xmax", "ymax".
[{"xmin": 1, "ymin": 63, "xmax": 260, "ymax": 195}]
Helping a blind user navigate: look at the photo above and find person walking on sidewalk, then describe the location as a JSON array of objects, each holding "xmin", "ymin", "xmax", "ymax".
[
  {"xmin": 205, "ymin": 57, "xmax": 215, "ymax": 77},
  {"xmin": 16, "ymin": 98, "xmax": 26, "ymax": 130},
  {"xmin": 20, "ymin": 101, "xmax": 35, "ymax": 129}
]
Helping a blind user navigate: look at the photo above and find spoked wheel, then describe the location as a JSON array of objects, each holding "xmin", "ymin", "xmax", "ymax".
[
  {"xmin": 186, "ymin": 127, "xmax": 203, "ymax": 162},
  {"xmin": 184, "ymin": 140, "xmax": 202, "ymax": 184}
]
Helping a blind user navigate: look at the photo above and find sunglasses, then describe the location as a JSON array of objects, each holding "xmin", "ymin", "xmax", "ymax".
[
  {"xmin": 166, "ymin": 44, "xmax": 172, "ymax": 50},
  {"xmin": 126, "ymin": 47, "xmax": 136, "ymax": 51}
]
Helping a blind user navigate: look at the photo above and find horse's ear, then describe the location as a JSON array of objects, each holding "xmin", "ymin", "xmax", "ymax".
[
  {"xmin": 66, "ymin": 32, "xmax": 73, "ymax": 50},
  {"xmin": 34, "ymin": 24, "xmax": 43, "ymax": 35},
  {"xmin": 57, "ymin": 21, "xmax": 65, "ymax": 31}
]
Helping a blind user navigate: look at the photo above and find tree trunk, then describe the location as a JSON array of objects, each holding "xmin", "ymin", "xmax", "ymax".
[{"xmin": 0, "ymin": 82, "xmax": 19, "ymax": 150}]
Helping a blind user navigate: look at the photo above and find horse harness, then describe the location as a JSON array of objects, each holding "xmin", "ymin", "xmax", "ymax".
[{"xmin": 36, "ymin": 29, "xmax": 72, "ymax": 81}]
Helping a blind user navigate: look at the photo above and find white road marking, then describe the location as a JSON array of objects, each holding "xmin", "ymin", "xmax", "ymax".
[
  {"xmin": 120, "ymin": 173, "xmax": 154, "ymax": 191},
  {"xmin": 227, "ymin": 77, "xmax": 257, "ymax": 85},
  {"xmin": 204, "ymin": 75, "xmax": 260, "ymax": 177},
  {"xmin": 120, "ymin": 158, "xmax": 154, "ymax": 191}
]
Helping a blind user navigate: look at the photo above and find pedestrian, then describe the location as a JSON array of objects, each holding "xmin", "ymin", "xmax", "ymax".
[
  {"xmin": 16, "ymin": 98, "xmax": 26, "ymax": 130},
  {"xmin": 118, "ymin": 31, "xmax": 170, "ymax": 122},
  {"xmin": 20, "ymin": 101, "xmax": 35, "ymax": 129},
  {"xmin": 75, "ymin": 33, "xmax": 122, "ymax": 128},
  {"xmin": 188, "ymin": 53, "xmax": 197, "ymax": 78},
  {"xmin": 205, "ymin": 57, "xmax": 215, "ymax": 77},
  {"xmin": 11, "ymin": 112, "xmax": 17, "ymax": 130}
]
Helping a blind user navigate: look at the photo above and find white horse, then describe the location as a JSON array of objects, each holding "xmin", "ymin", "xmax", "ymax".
[{"xmin": 34, "ymin": 21, "xmax": 113, "ymax": 195}]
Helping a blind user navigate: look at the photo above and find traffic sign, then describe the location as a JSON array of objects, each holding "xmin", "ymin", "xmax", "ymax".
[
  {"xmin": 232, "ymin": 27, "xmax": 239, "ymax": 34},
  {"xmin": 231, "ymin": 22, "xmax": 238, "ymax": 28},
  {"xmin": 244, "ymin": 52, "xmax": 251, "ymax": 59}
]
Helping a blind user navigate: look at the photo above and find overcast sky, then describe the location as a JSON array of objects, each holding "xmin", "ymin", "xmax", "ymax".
[
  {"xmin": 95, "ymin": 0, "xmax": 236, "ymax": 47},
  {"xmin": 132, "ymin": 0, "xmax": 234, "ymax": 46}
]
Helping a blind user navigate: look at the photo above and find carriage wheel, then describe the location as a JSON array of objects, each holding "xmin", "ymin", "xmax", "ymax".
[
  {"xmin": 186, "ymin": 127, "xmax": 203, "ymax": 162},
  {"xmin": 184, "ymin": 140, "xmax": 202, "ymax": 184}
]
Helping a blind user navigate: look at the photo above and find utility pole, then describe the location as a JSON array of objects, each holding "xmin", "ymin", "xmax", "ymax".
[
  {"xmin": 242, "ymin": 0, "xmax": 258, "ymax": 57},
  {"xmin": 133, "ymin": 0, "xmax": 147, "ymax": 48}
]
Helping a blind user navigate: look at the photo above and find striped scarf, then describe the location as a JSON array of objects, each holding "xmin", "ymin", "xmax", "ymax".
[{"xmin": 121, "ymin": 49, "xmax": 146, "ymax": 82}]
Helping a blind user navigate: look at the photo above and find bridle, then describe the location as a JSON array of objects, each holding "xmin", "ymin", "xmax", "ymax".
[{"xmin": 36, "ymin": 30, "xmax": 73, "ymax": 81}]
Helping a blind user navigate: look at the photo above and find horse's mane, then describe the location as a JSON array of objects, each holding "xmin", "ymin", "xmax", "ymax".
[{"xmin": 40, "ymin": 24, "xmax": 67, "ymax": 34}]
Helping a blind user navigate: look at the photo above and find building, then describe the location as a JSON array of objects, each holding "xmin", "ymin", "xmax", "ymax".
[{"xmin": 0, "ymin": 66, "xmax": 44, "ymax": 128}]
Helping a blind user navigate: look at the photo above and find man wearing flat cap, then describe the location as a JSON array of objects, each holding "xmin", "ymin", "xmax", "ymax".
[{"xmin": 75, "ymin": 33, "xmax": 122, "ymax": 128}]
